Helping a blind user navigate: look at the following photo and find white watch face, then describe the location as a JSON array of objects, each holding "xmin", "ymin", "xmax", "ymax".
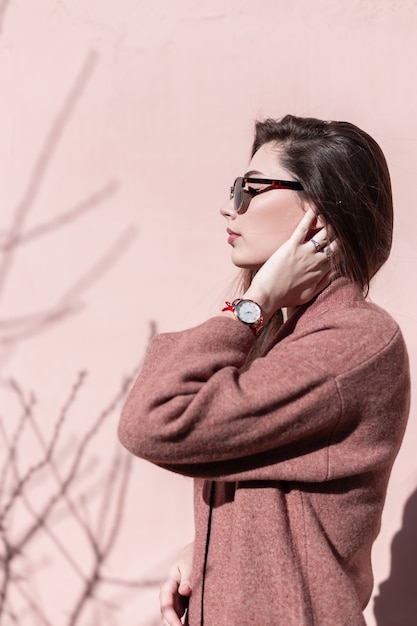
[{"xmin": 235, "ymin": 300, "xmax": 261, "ymax": 324}]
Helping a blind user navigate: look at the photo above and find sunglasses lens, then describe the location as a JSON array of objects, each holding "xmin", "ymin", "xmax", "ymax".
[
  {"xmin": 234, "ymin": 177, "xmax": 250, "ymax": 213},
  {"xmin": 232, "ymin": 178, "xmax": 240, "ymax": 212}
]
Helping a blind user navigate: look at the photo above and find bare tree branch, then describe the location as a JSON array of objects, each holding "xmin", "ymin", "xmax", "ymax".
[
  {"xmin": 67, "ymin": 453, "xmax": 133, "ymax": 625},
  {"xmin": 0, "ymin": 386, "xmax": 34, "ymax": 498},
  {"xmin": 0, "ymin": 364, "xmax": 155, "ymax": 625},
  {"xmin": 14, "ymin": 375, "xmax": 132, "ymax": 553},
  {"xmin": 0, "ymin": 372, "xmax": 87, "ymax": 523},
  {"xmin": 12, "ymin": 579, "xmax": 55, "ymax": 626},
  {"xmin": 0, "ymin": 8, "xmax": 158, "ymax": 617}
]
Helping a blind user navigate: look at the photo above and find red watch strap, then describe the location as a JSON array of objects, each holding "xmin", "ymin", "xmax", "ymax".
[{"xmin": 221, "ymin": 300, "xmax": 258, "ymax": 336}]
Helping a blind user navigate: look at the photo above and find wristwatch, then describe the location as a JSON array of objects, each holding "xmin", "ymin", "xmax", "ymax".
[{"xmin": 223, "ymin": 298, "xmax": 264, "ymax": 334}]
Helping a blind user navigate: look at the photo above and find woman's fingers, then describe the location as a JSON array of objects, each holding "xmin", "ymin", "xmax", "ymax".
[
  {"xmin": 160, "ymin": 573, "xmax": 186, "ymax": 626},
  {"xmin": 293, "ymin": 206, "xmax": 338, "ymax": 253},
  {"xmin": 325, "ymin": 238, "xmax": 339, "ymax": 256},
  {"xmin": 243, "ymin": 205, "xmax": 341, "ymax": 311},
  {"xmin": 310, "ymin": 238, "xmax": 339, "ymax": 265},
  {"xmin": 160, "ymin": 542, "xmax": 194, "ymax": 626},
  {"xmin": 296, "ymin": 207, "xmax": 339, "ymax": 264},
  {"xmin": 291, "ymin": 207, "xmax": 319, "ymax": 244}
]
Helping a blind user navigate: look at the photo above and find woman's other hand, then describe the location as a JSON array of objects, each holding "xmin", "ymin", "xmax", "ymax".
[
  {"xmin": 244, "ymin": 208, "xmax": 337, "ymax": 321},
  {"xmin": 160, "ymin": 542, "xmax": 194, "ymax": 626}
]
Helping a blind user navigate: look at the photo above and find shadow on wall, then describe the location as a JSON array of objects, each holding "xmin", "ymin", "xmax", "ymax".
[{"xmin": 373, "ymin": 487, "xmax": 417, "ymax": 626}]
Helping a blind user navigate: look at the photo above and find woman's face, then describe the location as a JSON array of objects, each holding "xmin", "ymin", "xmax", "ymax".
[{"xmin": 221, "ymin": 142, "xmax": 307, "ymax": 269}]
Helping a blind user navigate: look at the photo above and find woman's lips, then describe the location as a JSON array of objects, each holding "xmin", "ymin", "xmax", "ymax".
[{"xmin": 227, "ymin": 229, "xmax": 240, "ymax": 245}]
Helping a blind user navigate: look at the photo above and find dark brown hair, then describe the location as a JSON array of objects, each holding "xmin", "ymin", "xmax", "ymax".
[
  {"xmin": 241, "ymin": 114, "xmax": 393, "ymax": 361},
  {"xmin": 251, "ymin": 114, "xmax": 393, "ymax": 290}
]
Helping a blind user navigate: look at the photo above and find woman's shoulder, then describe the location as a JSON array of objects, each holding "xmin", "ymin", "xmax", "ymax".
[
  {"xmin": 298, "ymin": 278, "xmax": 403, "ymax": 337},
  {"xmin": 281, "ymin": 279, "xmax": 409, "ymax": 377}
]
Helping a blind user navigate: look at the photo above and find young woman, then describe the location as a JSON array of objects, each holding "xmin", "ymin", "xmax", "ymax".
[{"xmin": 118, "ymin": 115, "xmax": 410, "ymax": 626}]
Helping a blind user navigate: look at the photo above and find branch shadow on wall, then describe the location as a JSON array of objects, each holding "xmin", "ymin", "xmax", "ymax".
[
  {"xmin": 0, "ymin": 31, "xmax": 147, "ymax": 621},
  {"xmin": 373, "ymin": 487, "xmax": 417, "ymax": 626},
  {"xmin": 0, "ymin": 48, "xmax": 137, "ymax": 367}
]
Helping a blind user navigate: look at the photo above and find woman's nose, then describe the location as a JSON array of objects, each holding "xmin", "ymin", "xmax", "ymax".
[{"xmin": 220, "ymin": 196, "xmax": 238, "ymax": 219}]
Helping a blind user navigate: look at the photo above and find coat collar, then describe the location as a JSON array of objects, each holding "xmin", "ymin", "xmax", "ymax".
[{"xmin": 277, "ymin": 278, "xmax": 365, "ymax": 340}]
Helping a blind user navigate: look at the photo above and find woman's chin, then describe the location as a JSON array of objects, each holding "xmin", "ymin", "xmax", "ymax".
[{"xmin": 231, "ymin": 254, "xmax": 263, "ymax": 271}]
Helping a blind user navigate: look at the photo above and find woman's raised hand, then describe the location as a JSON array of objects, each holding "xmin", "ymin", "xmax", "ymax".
[
  {"xmin": 160, "ymin": 542, "xmax": 194, "ymax": 626},
  {"xmin": 243, "ymin": 208, "xmax": 337, "ymax": 321}
]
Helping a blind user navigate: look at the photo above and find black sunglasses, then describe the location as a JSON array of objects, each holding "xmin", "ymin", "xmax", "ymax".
[{"xmin": 230, "ymin": 176, "xmax": 304, "ymax": 214}]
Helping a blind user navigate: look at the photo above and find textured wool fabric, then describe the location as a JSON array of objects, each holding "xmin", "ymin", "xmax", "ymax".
[{"xmin": 118, "ymin": 278, "xmax": 410, "ymax": 626}]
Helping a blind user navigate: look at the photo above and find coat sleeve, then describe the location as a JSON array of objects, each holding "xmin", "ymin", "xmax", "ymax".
[{"xmin": 118, "ymin": 316, "xmax": 344, "ymax": 482}]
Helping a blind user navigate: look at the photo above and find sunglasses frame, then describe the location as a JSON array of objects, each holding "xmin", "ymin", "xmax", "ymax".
[{"xmin": 230, "ymin": 176, "xmax": 304, "ymax": 214}]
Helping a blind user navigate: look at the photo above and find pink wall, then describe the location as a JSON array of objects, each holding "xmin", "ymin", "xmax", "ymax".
[{"xmin": 0, "ymin": 1, "xmax": 416, "ymax": 624}]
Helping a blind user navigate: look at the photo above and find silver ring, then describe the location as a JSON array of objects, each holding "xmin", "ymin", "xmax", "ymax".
[
  {"xmin": 310, "ymin": 238, "xmax": 321, "ymax": 252},
  {"xmin": 323, "ymin": 245, "xmax": 333, "ymax": 259}
]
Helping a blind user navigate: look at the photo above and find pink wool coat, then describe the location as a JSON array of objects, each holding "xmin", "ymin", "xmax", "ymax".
[{"xmin": 118, "ymin": 278, "xmax": 410, "ymax": 626}]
